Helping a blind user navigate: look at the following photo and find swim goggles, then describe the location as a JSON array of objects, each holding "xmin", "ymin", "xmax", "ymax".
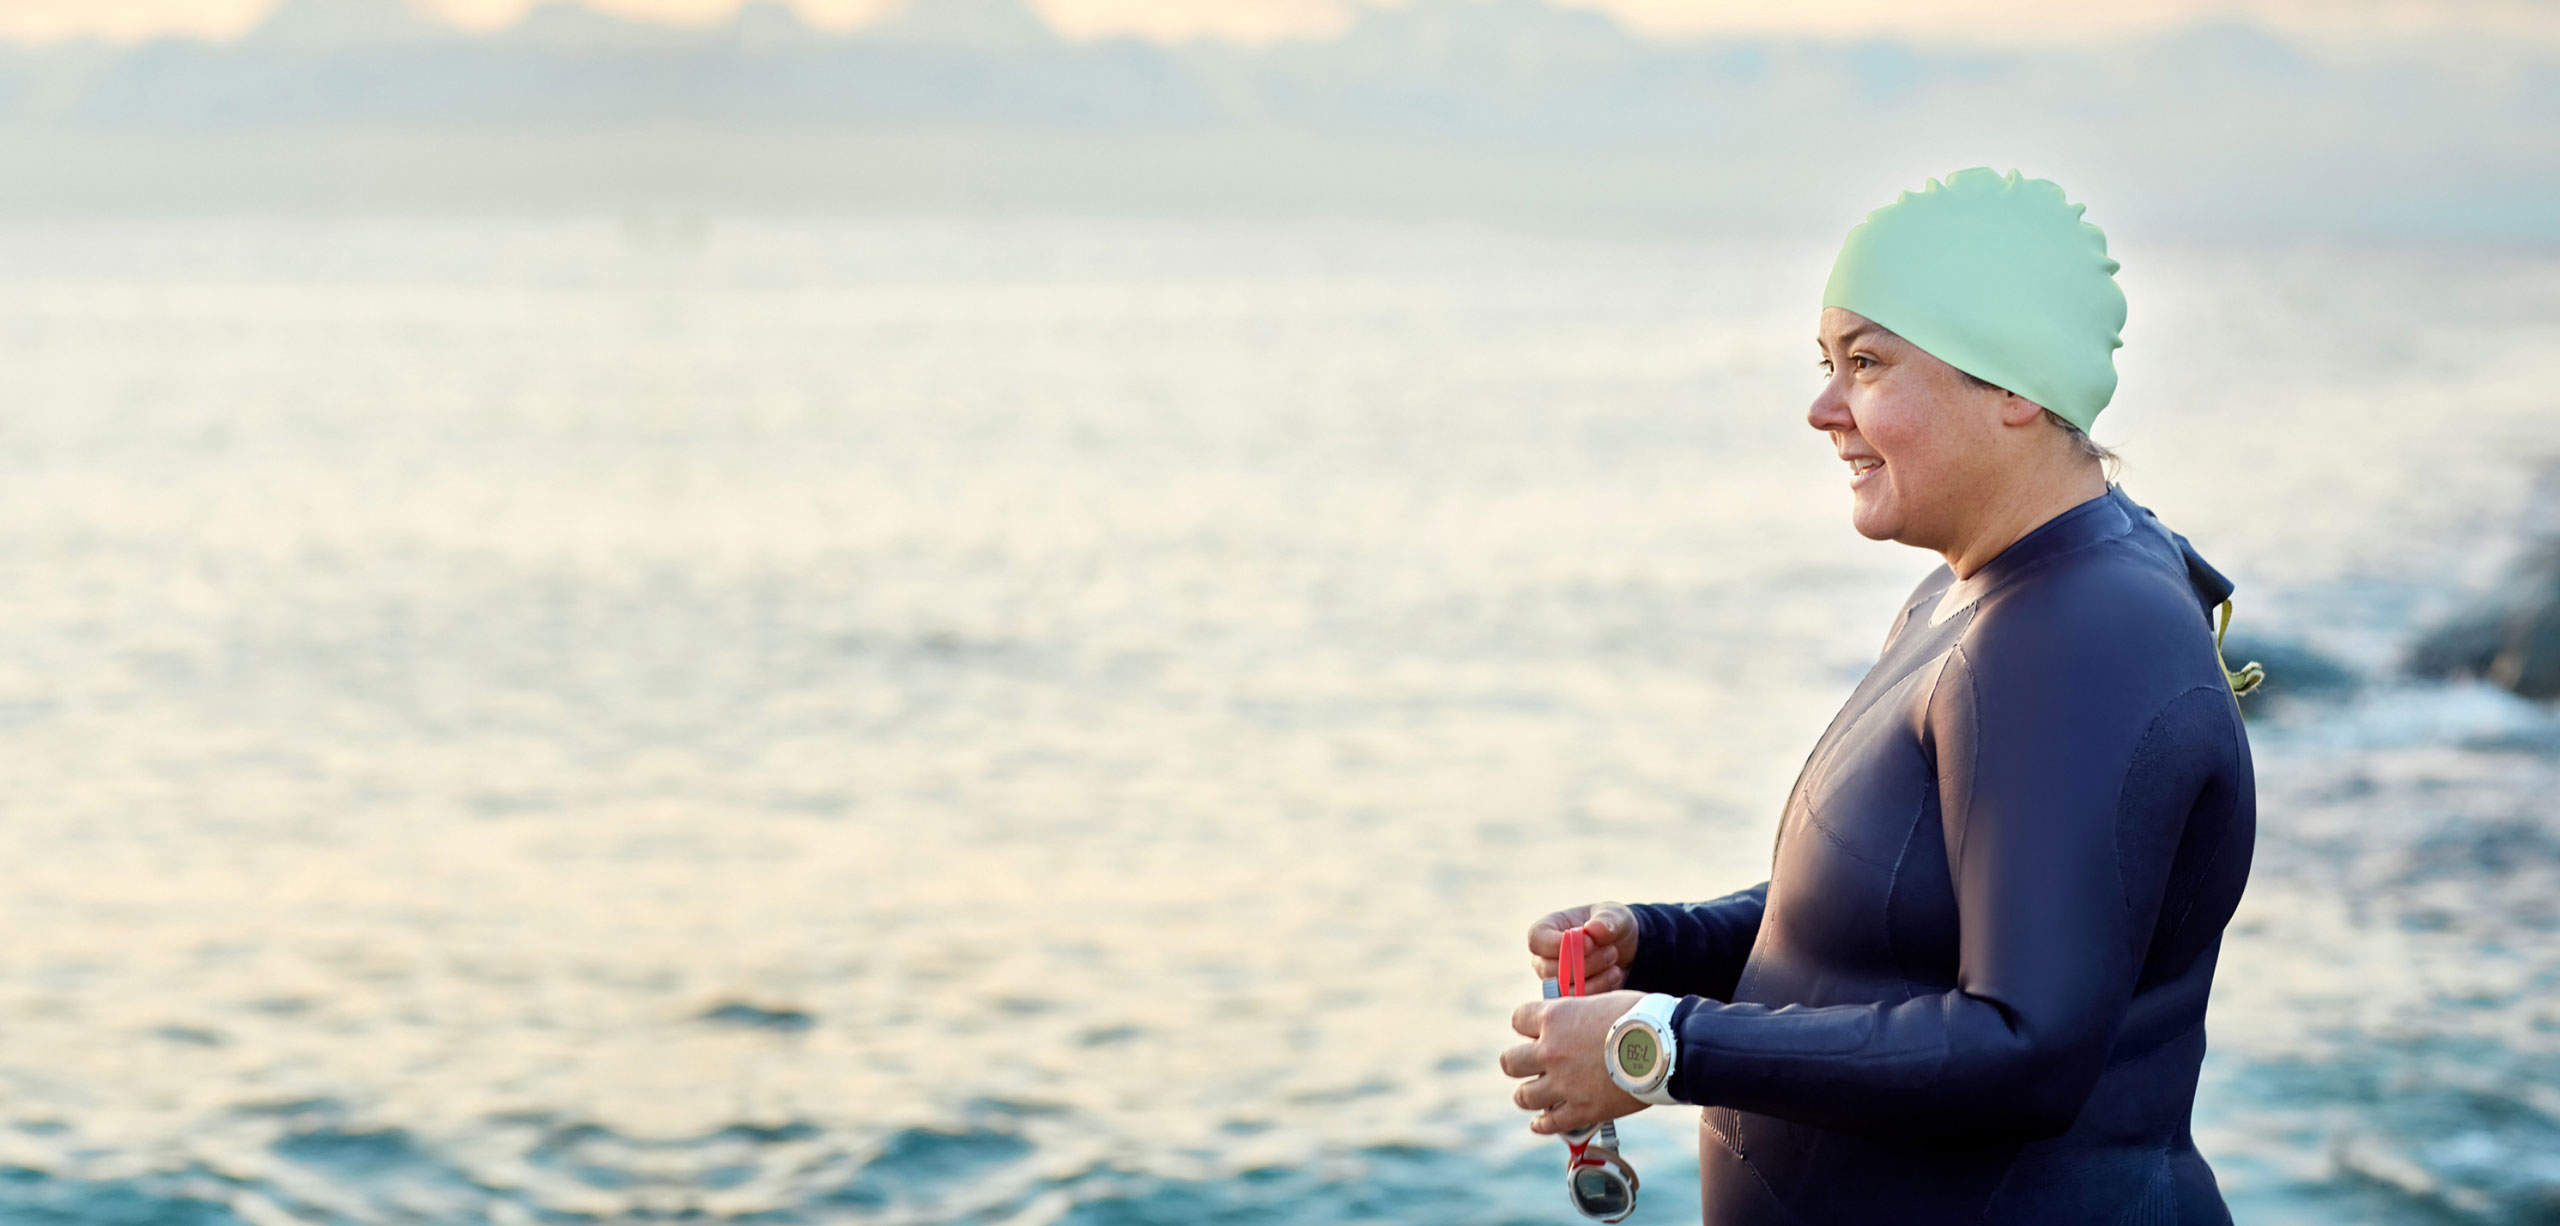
[{"xmin": 1546, "ymin": 930, "xmax": 1639, "ymax": 1222}]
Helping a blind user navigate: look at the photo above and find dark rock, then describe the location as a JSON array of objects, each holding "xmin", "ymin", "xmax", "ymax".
[{"xmin": 2408, "ymin": 540, "xmax": 2560, "ymax": 701}]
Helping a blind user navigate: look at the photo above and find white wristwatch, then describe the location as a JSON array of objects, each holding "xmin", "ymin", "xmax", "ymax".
[{"xmin": 1605, "ymin": 993, "xmax": 1683, "ymax": 1106}]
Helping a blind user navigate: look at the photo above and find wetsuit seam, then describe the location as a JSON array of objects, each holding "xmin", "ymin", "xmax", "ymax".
[
  {"xmin": 1797, "ymin": 629, "xmax": 1929, "ymax": 807},
  {"xmin": 1897, "ymin": 658, "xmax": 1954, "ymax": 994},
  {"xmin": 1881, "ymin": 790, "xmax": 1923, "ymax": 985},
  {"xmin": 1978, "ymin": 1153, "xmax": 2025, "ymax": 1225},
  {"xmin": 2166, "ymin": 840, "xmax": 2228, "ymax": 948},
  {"xmin": 1703, "ymin": 1108, "xmax": 1748, "ymax": 1161},
  {"xmin": 2160, "ymin": 697, "xmax": 2247, "ymax": 946},
  {"xmin": 1807, "ymin": 795, "xmax": 1896, "ymax": 870},
  {"xmin": 1802, "ymin": 698, "xmax": 1888, "ymax": 817},
  {"xmin": 1800, "ymin": 617, "xmax": 1955, "ymax": 826},
  {"xmin": 1798, "ymin": 657, "xmax": 1946, "ymax": 869},
  {"xmin": 1705, "ymin": 1111, "xmax": 1803, "ymax": 1225},
  {"xmin": 1942, "ymin": 643, "xmax": 1983, "ymax": 875},
  {"xmin": 2114, "ymin": 685, "xmax": 2220, "ymax": 920},
  {"xmin": 2140, "ymin": 685, "xmax": 2242, "ymax": 947}
]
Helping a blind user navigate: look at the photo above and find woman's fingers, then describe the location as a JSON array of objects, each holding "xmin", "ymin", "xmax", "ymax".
[
  {"xmin": 1584, "ymin": 907, "xmax": 1629, "ymax": 945},
  {"xmin": 1531, "ymin": 1102, "xmax": 1593, "ymax": 1136},
  {"xmin": 1505, "ymin": 992, "xmax": 1644, "ymax": 1136},
  {"xmin": 1497, "ymin": 1041, "xmax": 1542, "ymax": 1078},
  {"xmin": 1585, "ymin": 903, "xmax": 1642, "ymax": 969},
  {"xmin": 1532, "ymin": 907, "xmax": 1626, "ymax": 983},
  {"xmin": 1530, "ymin": 949, "xmax": 1621, "ymax": 985},
  {"xmin": 1526, "ymin": 907, "xmax": 1588, "ymax": 959},
  {"xmin": 1513, "ymin": 1075, "xmax": 1562, "ymax": 1113},
  {"xmin": 1534, "ymin": 958, "xmax": 1624, "ymax": 988}
]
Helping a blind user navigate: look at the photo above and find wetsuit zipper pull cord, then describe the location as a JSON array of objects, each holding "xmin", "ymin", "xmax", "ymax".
[{"xmin": 2214, "ymin": 599, "xmax": 2266, "ymax": 696}]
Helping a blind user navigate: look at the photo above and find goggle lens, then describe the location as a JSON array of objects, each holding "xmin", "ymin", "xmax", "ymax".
[{"xmin": 1565, "ymin": 1144, "xmax": 1638, "ymax": 1222}]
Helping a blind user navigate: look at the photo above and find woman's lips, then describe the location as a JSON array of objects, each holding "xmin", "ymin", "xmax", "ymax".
[{"xmin": 1849, "ymin": 457, "xmax": 1883, "ymax": 489}]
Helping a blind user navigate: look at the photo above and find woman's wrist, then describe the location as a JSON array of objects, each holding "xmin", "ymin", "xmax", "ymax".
[{"xmin": 1604, "ymin": 992, "xmax": 1686, "ymax": 1106}]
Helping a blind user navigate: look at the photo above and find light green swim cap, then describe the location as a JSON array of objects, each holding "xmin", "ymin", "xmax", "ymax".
[{"xmin": 1822, "ymin": 167, "xmax": 2126, "ymax": 432}]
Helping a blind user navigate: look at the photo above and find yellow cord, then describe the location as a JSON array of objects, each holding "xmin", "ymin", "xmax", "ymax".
[{"xmin": 2214, "ymin": 599, "xmax": 2266, "ymax": 696}]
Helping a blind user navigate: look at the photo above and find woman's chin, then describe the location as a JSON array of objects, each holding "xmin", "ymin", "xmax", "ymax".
[{"xmin": 1848, "ymin": 498, "xmax": 1902, "ymax": 543}]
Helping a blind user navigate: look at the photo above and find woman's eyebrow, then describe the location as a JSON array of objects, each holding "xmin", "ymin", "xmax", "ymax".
[{"xmin": 1818, "ymin": 324, "xmax": 1881, "ymax": 354}]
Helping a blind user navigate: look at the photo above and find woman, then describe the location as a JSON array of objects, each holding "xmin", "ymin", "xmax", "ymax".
[{"xmin": 1499, "ymin": 168, "xmax": 2258, "ymax": 1224}]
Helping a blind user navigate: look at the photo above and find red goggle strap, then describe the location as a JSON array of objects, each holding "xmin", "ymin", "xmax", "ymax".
[{"xmin": 1554, "ymin": 930, "xmax": 1604, "ymax": 1170}]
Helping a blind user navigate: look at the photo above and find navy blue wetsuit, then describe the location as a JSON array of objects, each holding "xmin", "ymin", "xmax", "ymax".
[{"xmin": 1626, "ymin": 485, "xmax": 2255, "ymax": 1225}]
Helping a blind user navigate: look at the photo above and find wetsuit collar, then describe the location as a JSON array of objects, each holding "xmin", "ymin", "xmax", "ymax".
[{"xmin": 1929, "ymin": 485, "xmax": 2132, "ymax": 624}]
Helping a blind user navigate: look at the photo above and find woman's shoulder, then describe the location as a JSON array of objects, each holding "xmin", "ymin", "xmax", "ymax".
[
  {"xmin": 1987, "ymin": 533, "xmax": 2210, "ymax": 628},
  {"xmin": 1956, "ymin": 534, "xmax": 2234, "ymax": 710}
]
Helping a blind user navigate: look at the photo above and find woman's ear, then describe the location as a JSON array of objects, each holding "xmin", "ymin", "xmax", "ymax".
[{"xmin": 1996, "ymin": 390, "xmax": 2049, "ymax": 429}]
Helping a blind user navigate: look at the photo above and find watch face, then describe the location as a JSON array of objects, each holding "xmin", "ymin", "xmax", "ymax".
[{"xmin": 1614, "ymin": 1027, "xmax": 1659, "ymax": 1081}]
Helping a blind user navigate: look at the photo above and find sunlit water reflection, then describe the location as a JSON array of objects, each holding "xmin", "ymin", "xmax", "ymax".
[{"xmin": 0, "ymin": 219, "xmax": 2553, "ymax": 1224}]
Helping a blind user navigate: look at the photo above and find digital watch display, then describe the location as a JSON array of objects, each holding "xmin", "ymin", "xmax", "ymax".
[{"xmin": 1605, "ymin": 995, "xmax": 1681, "ymax": 1105}]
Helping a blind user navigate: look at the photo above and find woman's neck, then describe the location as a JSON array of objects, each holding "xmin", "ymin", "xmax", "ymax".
[{"xmin": 1942, "ymin": 460, "xmax": 2111, "ymax": 580}]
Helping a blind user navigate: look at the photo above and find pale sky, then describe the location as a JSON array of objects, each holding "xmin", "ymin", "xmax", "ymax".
[{"xmin": 0, "ymin": 0, "xmax": 2552, "ymax": 47}]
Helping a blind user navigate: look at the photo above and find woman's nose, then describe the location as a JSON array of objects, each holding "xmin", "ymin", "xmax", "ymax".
[{"xmin": 1807, "ymin": 377, "xmax": 1853, "ymax": 434}]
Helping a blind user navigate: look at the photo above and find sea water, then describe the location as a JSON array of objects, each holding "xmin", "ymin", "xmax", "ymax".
[{"xmin": 0, "ymin": 218, "xmax": 2554, "ymax": 1224}]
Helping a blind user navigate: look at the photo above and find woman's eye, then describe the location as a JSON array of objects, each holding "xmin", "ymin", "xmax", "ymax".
[
  {"xmin": 1850, "ymin": 354, "xmax": 1874, "ymax": 371},
  {"xmin": 1816, "ymin": 359, "xmax": 1834, "ymax": 376}
]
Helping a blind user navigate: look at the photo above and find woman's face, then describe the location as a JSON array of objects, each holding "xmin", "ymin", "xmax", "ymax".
[{"xmin": 1806, "ymin": 307, "xmax": 2007, "ymax": 553}]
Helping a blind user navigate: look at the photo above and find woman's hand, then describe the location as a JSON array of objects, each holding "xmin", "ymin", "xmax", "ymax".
[
  {"xmin": 1527, "ymin": 902, "xmax": 1639, "ymax": 993},
  {"xmin": 1501, "ymin": 990, "xmax": 1646, "ymax": 1134}
]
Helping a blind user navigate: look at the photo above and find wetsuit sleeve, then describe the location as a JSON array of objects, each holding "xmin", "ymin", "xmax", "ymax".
[
  {"xmin": 1624, "ymin": 883, "xmax": 1767, "ymax": 1002},
  {"xmin": 1661, "ymin": 616, "xmax": 2223, "ymax": 1142}
]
